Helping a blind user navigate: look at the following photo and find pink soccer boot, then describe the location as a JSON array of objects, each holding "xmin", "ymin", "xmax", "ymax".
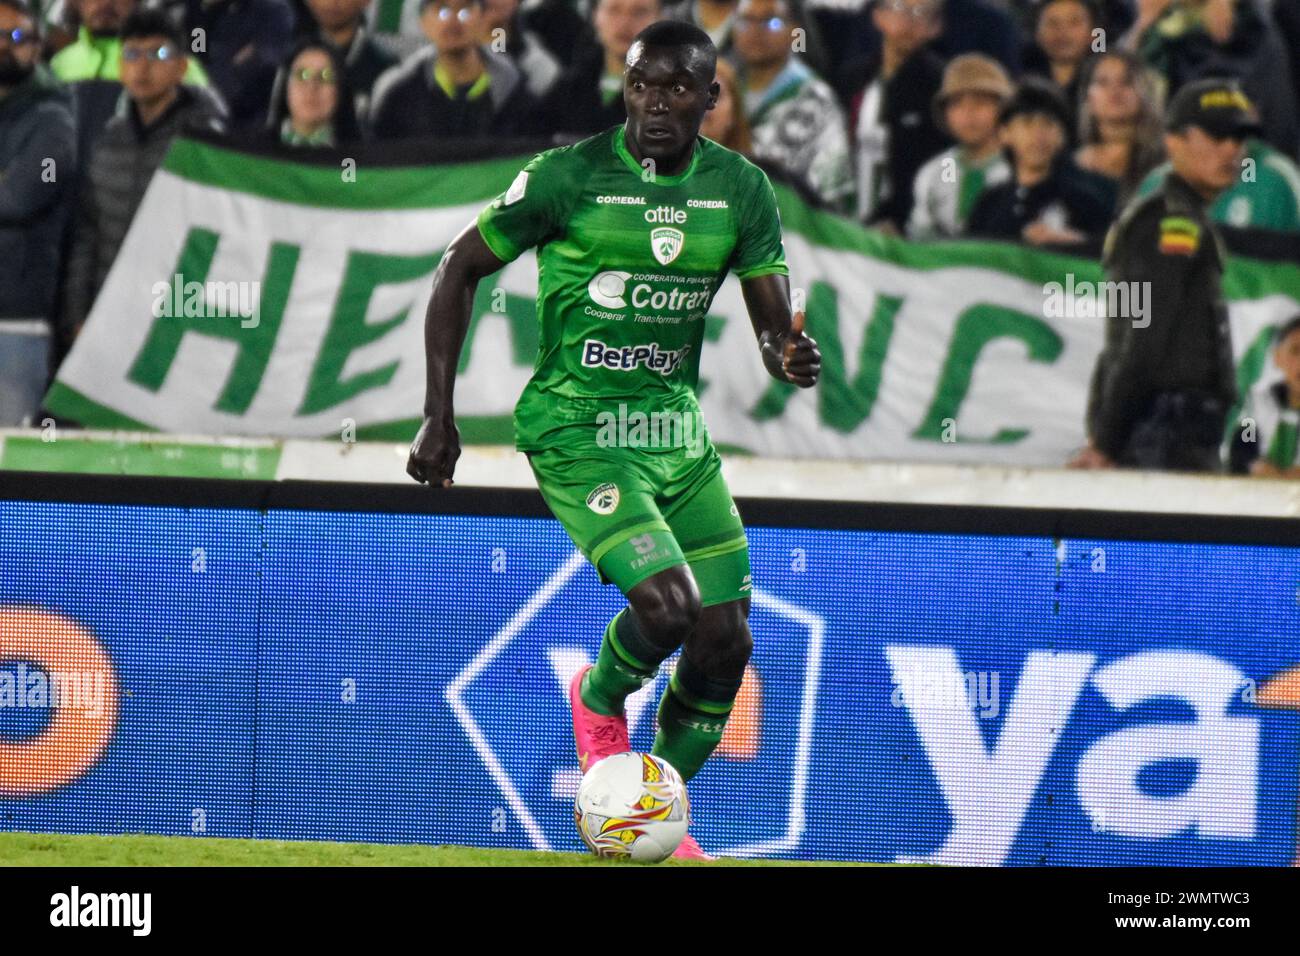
[
  {"xmin": 569, "ymin": 664, "xmax": 631, "ymax": 772},
  {"xmin": 672, "ymin": 833, "xmax": 717, "ymax": 862}
]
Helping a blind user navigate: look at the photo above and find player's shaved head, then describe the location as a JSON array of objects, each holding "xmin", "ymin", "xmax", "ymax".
[{"xmin": 627, "ymin": 19, "xmax": 717, "ymax": 81}]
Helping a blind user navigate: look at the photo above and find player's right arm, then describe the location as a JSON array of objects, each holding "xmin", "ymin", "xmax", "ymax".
[
  {"xmin": 407, "ymin": 222, "xmax": 507, "ymax": 486},
  {"xmin": 407, "ymin": 148, "xmax": 576, "ymax": 486}
]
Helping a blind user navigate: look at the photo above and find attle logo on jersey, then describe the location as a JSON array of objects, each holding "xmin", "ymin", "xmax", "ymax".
[{"xmin": 651, "ymin": 228, "xmax": 684, "ymax": 266}]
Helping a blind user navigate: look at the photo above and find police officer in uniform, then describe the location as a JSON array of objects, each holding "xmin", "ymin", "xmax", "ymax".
[{"xmin": 1072, "ymin": 79, "xmax": 1259, "ymax": 472}]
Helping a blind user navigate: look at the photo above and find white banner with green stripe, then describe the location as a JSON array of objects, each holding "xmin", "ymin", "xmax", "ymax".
[{"xmin": 46, "ymin": 137, "xmax": 1300, "ymax": 466}]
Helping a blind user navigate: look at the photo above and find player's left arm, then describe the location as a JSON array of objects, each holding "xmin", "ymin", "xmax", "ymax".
[
  {"xmin": 732, "ymin": 165, "xmax": 819, "ymax": 389},
  {"xmin": 741, "ymin": 273, "xmax": 819, "ymax": 388}
]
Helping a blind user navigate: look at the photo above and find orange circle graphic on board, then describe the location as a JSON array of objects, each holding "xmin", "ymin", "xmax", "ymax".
[{"xmin": 0, "ymin": 607, "xmax": 119, "ymax": 796}]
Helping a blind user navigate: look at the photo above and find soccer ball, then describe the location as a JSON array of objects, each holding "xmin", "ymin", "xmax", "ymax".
[{"xmin": 574, "ymin": 752, "xmax": 690, "ymax": 861}]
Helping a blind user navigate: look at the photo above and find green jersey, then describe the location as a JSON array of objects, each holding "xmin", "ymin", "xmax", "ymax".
[{"xmin": 475, "ymin": 124, "xmax": 789, "ymax": 452}]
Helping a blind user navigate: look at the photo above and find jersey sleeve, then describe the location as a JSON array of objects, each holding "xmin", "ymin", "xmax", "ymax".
[
  {"xmin": 730, "ymin": 165, "xmax": 790, "ymax": 281},
  {"xmin": 476, "ymin": 148, "xmax": 575, "ymax": 264}
]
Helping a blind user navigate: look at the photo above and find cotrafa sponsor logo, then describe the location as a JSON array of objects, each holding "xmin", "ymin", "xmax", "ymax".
[
  {"xmin": 581, "ymin": 340, "xmax": 691, "ymax": 375},
  {"xmin": 587, "ymin": 271, "xmax": 713, "ymax": 312}
]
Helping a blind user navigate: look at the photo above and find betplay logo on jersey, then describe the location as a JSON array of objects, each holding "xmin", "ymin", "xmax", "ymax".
[
  {"xmin": 651, "ymin": 228, "xmax": 684, "ymax": 266},
  {"xmin": 582, "ymin": 340, "xmax": 691, "ymax": 375}
]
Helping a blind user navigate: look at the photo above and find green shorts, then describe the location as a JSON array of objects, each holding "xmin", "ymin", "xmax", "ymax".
[{"xmin": 526, "ymin": 440, "xmax": 751, "ymax": 606}]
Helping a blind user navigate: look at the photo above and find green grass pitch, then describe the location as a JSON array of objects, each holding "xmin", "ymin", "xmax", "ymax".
[{"xmin": 0, "ymin": 832, "xmax": 888, "ymax": 867}]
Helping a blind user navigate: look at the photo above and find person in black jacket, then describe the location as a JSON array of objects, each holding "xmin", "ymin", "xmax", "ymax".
[
  {"xmin": 1136, "ymin": 0, "xmax": 1298, "ymax": 157},
  {"xmin": 0, "ymin": 0, "xmax": 75, "ymax": 325},
  {"xmin": 180, "ymin": 0, "xmax": 297, "ymax": 131},
  {"xmin": 540, "ymin": 0, "xmax": 661, "ymax": 139},
  {"xmin": 967, "ymin": 78, "xmax": 1114, "ymax": 245},
  {"xmin": 838, "ymin": 0, "xmax": 951, "ymax": 232},
  {"xmin": 1073, "ymin": 79, "xmax": 1255, "ymax": 472},
  {"xmin": 1276, "ymin": 0, "xmax": 1300, "ymax": 154},
  {"xmin": 60, "ymin": 8, "xmax": 225, "ymax": 341},
  {"xmin": 520, "ymin": 0, "xmax": 596, "ymax": 65},
  {"xmin": 368, "ymin": 0, "xmax": 539, "ymax": 140},
  {"xmin": 0, "ymin": 0, "xmax": 76, "ymax": 426},
  {"xmin": 1020, "ymin": 0, "xmax": 1099, "ymax": 145}
]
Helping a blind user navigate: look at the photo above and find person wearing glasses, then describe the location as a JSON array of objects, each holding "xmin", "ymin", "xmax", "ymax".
[
  {"xmin": 369, "ymin": 0, "xmax": 538, "ymax": 140},
  {"xmin": 264, "ymin": 37, "xmax": 361, "ymax": 147},
  {"xmin": 0, "ymin": 0, "xmax": 76, "ymax": 426},
  {"xmin": 60, "ymin": 7, "xmax": 224, "ymax": 343},
  {"xmin": 301, "ymin": 0, "xmax": 398, "ymax": 125},
  {"xmin": 731, "ymin": 0, "xmax": 852, "ymax": 212},
  {"xmin": 50, "ymin": 0, "xmax": 208, "ymax": 86}
]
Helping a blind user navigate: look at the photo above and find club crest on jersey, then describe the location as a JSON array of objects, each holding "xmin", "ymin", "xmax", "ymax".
[
  {"xmin": 586, "ymin": 482, "xmax": 620, "ymax": 515},
  {"xmin": 651, "ymin": 227, "xmax": 684, "ymax": 266}
]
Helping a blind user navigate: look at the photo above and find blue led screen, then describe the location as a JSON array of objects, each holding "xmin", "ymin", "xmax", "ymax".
[{"xmin": 1, "ymin": 498, "xmax": 1297, "ymax": 865}]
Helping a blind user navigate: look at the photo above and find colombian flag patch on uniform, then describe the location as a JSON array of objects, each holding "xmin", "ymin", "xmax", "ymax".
[{"xmin": 1158, "ymin": 216, "xmax": 1201, "ymax": 255}]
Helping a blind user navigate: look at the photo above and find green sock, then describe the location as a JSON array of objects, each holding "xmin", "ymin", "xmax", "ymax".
[
  {"xmin": 651, "ymin": 653, "xmax": 742, "ymax": 781},
  {"xmin": 580, "ymin": 608, "xmax": 672, "ymax": 717}
]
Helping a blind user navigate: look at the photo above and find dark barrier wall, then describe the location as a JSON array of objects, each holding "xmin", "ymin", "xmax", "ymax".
[{"xmin": 1, "ymin": 474, "xmax": 1298, "ymax": 865}]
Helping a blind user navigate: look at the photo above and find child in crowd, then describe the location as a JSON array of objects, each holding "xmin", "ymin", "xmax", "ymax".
[
  {"xmin": 908, "ymin": 53, "xmax": 1012, "ymax": 239},
  {"xmin": 968, "ymin": 78, "xmax": 1115, "ymax": 246}
]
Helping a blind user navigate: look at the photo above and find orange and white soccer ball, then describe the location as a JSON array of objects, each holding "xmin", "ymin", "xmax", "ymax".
[{"xmin": 574, "ymin": 752, "xmax": 690, "ymax": 862}]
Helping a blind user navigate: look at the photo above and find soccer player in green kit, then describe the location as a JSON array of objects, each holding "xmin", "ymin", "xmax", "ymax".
[{"xmin": 407, "ymin": 20, "xmax": 820, "ymax": 860}]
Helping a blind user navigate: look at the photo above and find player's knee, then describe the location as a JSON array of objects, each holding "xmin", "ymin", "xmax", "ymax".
[
  {"xmin": 691, "ymin": 603, "xmax": 753, "ymax": 679},
  {"xmin": 629, "ymin": 567, "xmax": 701, "ymax": 647}
]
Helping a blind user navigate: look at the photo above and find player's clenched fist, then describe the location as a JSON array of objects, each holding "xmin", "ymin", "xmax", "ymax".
[
  {"xmin": 407, "ymin": 416, "xmax": 461, "ymax": 487},
  {"xmin": 760, "ymin": 310, "xmax": 819, "ymax": 388}
]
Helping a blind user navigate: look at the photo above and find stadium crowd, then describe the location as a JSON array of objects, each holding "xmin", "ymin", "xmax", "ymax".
[{"xmin": 1, "ymin": 0, "xmax": 1299, "ymax": 471}]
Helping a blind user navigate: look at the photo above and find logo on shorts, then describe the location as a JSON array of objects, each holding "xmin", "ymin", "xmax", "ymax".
[
  {"xmin": 651, "ymin": 227, "xmax": 684, "ymax": 265},
  {"xmin": 586, "ymin": 482, "xmax": 620, "ymax": 515}
]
